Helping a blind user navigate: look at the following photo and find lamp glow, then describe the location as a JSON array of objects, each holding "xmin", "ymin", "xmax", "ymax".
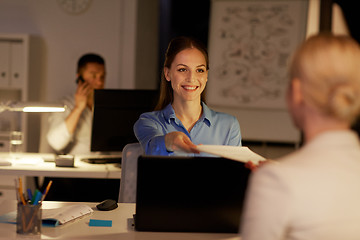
[
  {"xmin": 22, "ymin": 106, "xmax": 65, "ymax": 113},
  {"xmin": 0, "ymin": 101, "xmax": 66, "ymax": 113}
]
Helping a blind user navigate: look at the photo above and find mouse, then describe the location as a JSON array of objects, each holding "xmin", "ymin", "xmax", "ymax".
[{"xmin": 96, "ymin": 199, "xmax": 118, "ymax": 211}]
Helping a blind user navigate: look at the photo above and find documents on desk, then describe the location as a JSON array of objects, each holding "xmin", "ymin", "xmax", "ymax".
[
  {"xmin": 196, "ymin": 145, "xmax": 265, "ymax": 164},
  {"xmin": 42, "ymin": 204, "xmax": 93, "ymax": 227},
  {"xmin": 6, "ymin": 177, "xmax": 90, "ymax": 228},
  {"xmin": 0, "ymin": 201, "xmax": 241, "ymax": 240},
  {"xmin": 0, "ymin": 152, "xmax": 123, "ymax": 165},
  {"xmin": 0, "ymin": 157, "xmax": 11, "ymax": 166},
  {"xmin": 0, "ymin": 152, "xmax": 56, "ymax": 166}
]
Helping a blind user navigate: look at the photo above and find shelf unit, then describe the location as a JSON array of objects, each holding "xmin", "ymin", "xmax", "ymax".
[
  {"xmin": 0, "ymin": 34, "xmax": 29, "ymax": 153},
  {"xmin": 0, "ymin": 34, "xmax": 29, "ymax": 201}
]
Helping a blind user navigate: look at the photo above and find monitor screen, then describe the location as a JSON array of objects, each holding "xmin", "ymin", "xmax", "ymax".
[{"xmin": 91, "ymin": 89, "xmax": 159, "ymax": 152}]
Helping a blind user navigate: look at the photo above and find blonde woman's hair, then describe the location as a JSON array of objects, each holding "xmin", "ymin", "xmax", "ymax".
[{"xmin": 289, "ymin": 33, "xmax": 360, "ymax": 124}]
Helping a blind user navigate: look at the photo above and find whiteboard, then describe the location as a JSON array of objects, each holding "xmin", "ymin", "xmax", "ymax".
[{"xmin": 207, "ymin": 0, "xmax": 309, "ymax": 143}]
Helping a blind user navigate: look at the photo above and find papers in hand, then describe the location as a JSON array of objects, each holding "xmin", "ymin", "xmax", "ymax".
[{"xmin": 196, "ymin": 145, "xmax": 265, "ymax": 165}]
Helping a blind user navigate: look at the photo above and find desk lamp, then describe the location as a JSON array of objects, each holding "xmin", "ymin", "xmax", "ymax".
[
  {"xmin": 0, "ymin": 101, "xmax": 66, "ymax": 113},
  {"xmin": 0, "ymin": 101, "xmax": 66, "ymax": 166}
]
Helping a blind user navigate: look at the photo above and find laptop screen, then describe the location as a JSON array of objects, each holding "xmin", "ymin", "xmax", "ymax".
[{"xmin": 135, "ymin": 155, "xmax": 251, "ymax": 233}]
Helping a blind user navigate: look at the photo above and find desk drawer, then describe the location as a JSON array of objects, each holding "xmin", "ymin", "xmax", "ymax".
[
  {"xmin": 0, "ymin": 186, "xmax": 16, "ymax": 200},
  {"xmin": 0, "ymin": 139, "xmax": 9, "ymax": 152},
  {"xmin": 0, "ymin": 175, "xmax": 28, "ymax": 201},
  {"xmin": 0, "ymin": 176, "xmax": 18, "ymax": 201},
  {"xmin": 0, "ymin": 175, "xmax": 17, "ymax": 185}
]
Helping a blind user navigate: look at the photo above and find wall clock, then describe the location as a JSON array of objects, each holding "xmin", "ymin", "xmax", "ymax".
[{"xmin": 57, "ymin": 0, "xmax": 92, "ymax": 15}]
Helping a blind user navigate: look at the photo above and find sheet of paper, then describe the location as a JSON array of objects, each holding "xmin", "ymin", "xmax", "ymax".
[
  {"xmin": 196, "ymin": 145, "xmax": 265, "ymax": 164},
  {"xmin": 14, "ymin": 157, "xmax": 43, "ymax": 165}
]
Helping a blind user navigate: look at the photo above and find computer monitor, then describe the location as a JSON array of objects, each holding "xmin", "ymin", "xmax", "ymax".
[{"xmin": 90, "ymin": 89, "xmax": 159, "ymax": 152}]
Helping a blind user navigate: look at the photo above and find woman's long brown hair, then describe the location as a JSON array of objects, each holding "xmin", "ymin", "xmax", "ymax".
[{"xmin": 154, "ymin": 36, "xmax": 209, "ymax": 110}]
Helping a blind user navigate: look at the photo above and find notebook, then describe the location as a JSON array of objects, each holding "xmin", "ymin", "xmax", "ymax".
[{"xmin": 134, "ymin": 155, "xmax": 251, "ymax": 233}]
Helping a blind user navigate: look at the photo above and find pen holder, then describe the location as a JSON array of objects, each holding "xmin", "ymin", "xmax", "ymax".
[{"xmin": 16, "ymin": 203, "xmax": 42, "ymax": 235}]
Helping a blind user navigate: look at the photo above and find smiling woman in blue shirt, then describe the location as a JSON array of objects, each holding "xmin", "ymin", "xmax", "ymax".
[{"xmin": 134, "ymin": 36, "xmax": 241, "ymax": 156}]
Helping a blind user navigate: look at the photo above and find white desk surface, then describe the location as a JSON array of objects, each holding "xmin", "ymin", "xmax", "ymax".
[
  {"xmin": 0, "ymin": 200, "xmax": 241, "ymax": 240},
  {"xmin": 0, "ymin": 153, "xmax": 121, "ymax": 179}
]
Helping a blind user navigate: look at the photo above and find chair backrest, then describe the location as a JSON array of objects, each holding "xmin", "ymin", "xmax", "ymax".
[{"xmin": 118, "ymin": 143, "xmax": 143, "ymax": 203}]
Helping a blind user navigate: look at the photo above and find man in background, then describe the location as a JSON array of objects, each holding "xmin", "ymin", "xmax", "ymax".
[
  {"xmin": 47, "ymin": 53, "xmax": 105, "ymax": 154},
  {"xmin": 43, "ymin": 53, "xmax": 119, "ymax": 202}
]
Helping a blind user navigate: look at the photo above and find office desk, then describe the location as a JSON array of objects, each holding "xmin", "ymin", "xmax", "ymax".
[
  {"xmin": 0, "ymin": 200, "xmax": 241, "ymax": 240},
  {"xmin": 0, "ymin": 153, "xmax": 121, "ymax": 179}
]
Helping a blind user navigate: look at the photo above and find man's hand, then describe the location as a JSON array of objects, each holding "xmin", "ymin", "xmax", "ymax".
[
  {"xmin": 65, "ymin": 81, "xmax": 92, "ymax": 134},
  {"xmin": 74, "ymin": 81, "xmax": 92, "ymax": 111}
]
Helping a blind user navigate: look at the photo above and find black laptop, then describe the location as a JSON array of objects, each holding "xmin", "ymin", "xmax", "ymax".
[{"xmin": 134, "ymin": 155, "xmax": 251, "ymax": 233}]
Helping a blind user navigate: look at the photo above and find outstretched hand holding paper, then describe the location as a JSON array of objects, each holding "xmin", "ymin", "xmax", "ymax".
[{"xmin": 196, "ymin": 145, "xmax": 266, "ymax": 165}]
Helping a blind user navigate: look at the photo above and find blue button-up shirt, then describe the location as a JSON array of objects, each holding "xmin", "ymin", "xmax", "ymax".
[{"xmin": 134, "ymin": 102, "xmax": 241, "ymax": 156}]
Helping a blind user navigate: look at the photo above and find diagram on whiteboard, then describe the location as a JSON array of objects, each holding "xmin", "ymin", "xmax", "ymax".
[{"xmin": 207, "ymin": 0, "xmax": 308, "ymax": 109}]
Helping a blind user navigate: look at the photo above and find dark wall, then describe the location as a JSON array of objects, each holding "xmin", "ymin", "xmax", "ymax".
[
  {"xmin": 334, "ymin": 0, "xmax": 360, "ymax": 135},
  {"xmin": 334, "ymin": 0, "xmax": 360, "ymax": 43},
  {"xmin": 158, "ymin": 0, "xmax": 211, "ymax": 74}
]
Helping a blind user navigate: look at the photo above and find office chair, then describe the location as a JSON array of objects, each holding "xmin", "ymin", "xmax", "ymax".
[{"xmin": 118, "ymin": 143, "xmax": 143, "ymax": 203}]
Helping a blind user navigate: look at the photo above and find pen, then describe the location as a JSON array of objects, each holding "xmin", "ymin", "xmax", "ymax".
[
  {"xmin": 14, "ymin": 179, "xmax": 20, "ymax": 203},
  {"xmin": 18, "ymin": 177, "xmax": 26, "ymax": 205},
  {"xmin": 31, "ymin": 189, "xmax": 40, "ymax": 204},
  {"xmin": 41, "ymin": 180, "xmax": 53, "ymax": 202},
  {"xmin": 33, "ymin": 191, "xmax": 42, "ymax": 205},
  {"xmin": 27, "ymin": 188, "xmax": 33, "ymax": 201}
]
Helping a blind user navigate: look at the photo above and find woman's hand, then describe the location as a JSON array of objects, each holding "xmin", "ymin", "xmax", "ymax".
[{"xmin": 165, "ymin": 131, "xmax": 200, "ymax": 154}]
